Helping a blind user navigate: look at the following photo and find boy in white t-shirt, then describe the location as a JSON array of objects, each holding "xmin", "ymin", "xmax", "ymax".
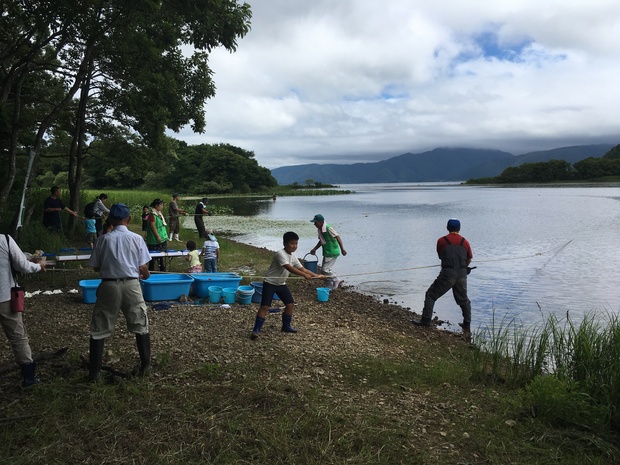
[
  {"xmin": 201, "ymin": 230, "xmax": 220, "ymax": 272},
  {"xmin": 250, "ymin": 231, "xmax": 324, "ymax": 339}
]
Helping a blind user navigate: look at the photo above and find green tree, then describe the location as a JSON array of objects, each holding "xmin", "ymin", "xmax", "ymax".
[
  {"xmin": 573, "ymin": 157, "xmax": 609, "ymax": 179},
  {"xmin": 0, "ymin": 0, "xmax": 252, "ymax": 234},
  {"xmin": 497, "ymin": 160, "xmax": 573, "ymax": 183},
  {"xmin": 603, "ymin": 144, "xmax": 620, "ymax": 160},
  {"xmin": 170, "ymin": 142, "xmax": 277, "ymax": 194}
]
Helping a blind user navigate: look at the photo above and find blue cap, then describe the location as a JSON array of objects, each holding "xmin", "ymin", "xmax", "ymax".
[
  {"xmin": 447, "ymin": 218, "xmax": 461, "ymax": 231},
  {"xmin": 310, "ymin": 214, "xmax": 324, "ymax": 223},
  {"xmin": 109, "ymin": 203, "xmax": 131, "ymax": 219}
]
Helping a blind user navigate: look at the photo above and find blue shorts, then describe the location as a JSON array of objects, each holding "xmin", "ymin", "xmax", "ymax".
[{"xmin": 261, "ymin": 282, "xmax": 294, "ymax": 307}]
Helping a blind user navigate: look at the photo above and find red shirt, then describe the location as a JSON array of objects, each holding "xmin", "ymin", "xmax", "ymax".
[{"xmin": 436, "ymin": 233, "xmax": 473, "ymax": 269}]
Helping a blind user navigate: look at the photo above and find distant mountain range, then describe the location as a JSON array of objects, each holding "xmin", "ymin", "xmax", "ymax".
[{"xmin": 270, "ymin": 144, "xmax": 616, "ymax": 184}]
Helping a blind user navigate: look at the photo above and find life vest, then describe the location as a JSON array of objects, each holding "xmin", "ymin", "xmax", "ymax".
[
  {"xmin": 321, "ymin": 224, "xmax": 340, "ymax": 257},
  {"xmin": 146, "ymin": 212, "xmax": 167, "ymax": 245}
]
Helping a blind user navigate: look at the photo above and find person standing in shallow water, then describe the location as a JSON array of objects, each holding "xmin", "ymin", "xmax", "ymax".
[
  {"xmin": 310, "ymin": 214, "xmax": 347, "ymax": 290},
  {"xmin": 413, "ymin": 218, "xmax": 473, "ymax": 335},
  {"xmin": 194, "ymin": 198, "xmax": 210, "ymax": 239}
]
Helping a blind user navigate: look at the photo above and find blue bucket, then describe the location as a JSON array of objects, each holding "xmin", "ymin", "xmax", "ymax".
[
  {"xmin": 316, "ymin": 287, "xmax": 330, "ymax": 302},
  {"xmin": 222, "ymin": 287, "xmax": 237, "ymax": 304},
  {"xmin": 236, "ymin": 285, "xmax": 254, "ymax": 305},
  {"xmin": 250, "ymin": 281, "xmax": 281, "ymax": 303},
  {"xmin": 238, "ymin": 294, "xmax": 252, "ymax": 305},
  {"xmin": 208, "ymin": 285, "xmax": 223, "ymax": 303},
  {"xmin": 302, "ymin": 253, "xmax": 318, "ymax": 274}
]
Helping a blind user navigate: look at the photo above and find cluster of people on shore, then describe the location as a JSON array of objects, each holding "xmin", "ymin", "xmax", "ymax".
[
  {"xmin": 2, "ymin": 185, "xmax": 473, "ymax": 386},
  {"xmin": 139, "ymin": 195, "xmax": 218, "ymax": 273},
  {"xmin": 42, "ymin": 188, "xmax": 218, "ymax": 273}
]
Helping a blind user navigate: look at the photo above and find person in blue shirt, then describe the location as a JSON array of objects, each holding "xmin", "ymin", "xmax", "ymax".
[{"xmin": 83, "ymin": 213, "xmax": 97, "ymax": 249}]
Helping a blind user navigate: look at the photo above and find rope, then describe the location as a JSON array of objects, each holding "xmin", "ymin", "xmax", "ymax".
[
  {"xmin": 472, "ymin": 239, "xmax": 573, "ymax": 264},
  {"xmin": 43, "ymin": 239, "xmax": 576, "ymax": 281}
]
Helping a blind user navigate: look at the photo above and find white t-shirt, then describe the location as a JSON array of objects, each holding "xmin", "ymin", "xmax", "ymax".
[{"xmin": 265, "ymin": 248, "xmax": 302, "ymax": 286}]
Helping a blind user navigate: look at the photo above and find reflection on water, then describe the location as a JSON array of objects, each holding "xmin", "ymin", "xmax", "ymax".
[
  {"xmin": 209, "ymin": 196, "xmax": 275, "ymax": 216},
  {"xmin": 196, "ymin": 184, "xmax": 620, "ymax": 330}
]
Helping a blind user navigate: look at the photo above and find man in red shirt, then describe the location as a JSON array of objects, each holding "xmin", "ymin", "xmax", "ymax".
[{"xmin": 413, "ymin": 219, "xmax": 473, "ymax": 335}]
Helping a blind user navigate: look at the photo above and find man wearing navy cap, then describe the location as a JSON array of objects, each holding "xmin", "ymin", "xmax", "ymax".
[
  {"xmin": 413, "ymin": 218, "xmax": 473, "ymax": 336},
  {"xmin": 87, "ymin": 203, "xmax": 153, "ymax": 381}
]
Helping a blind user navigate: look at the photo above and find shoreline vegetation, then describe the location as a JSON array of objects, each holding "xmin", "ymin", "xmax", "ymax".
[{"xmin": 1, "ymin": 221, "xmax": 620, "ymax": 463}]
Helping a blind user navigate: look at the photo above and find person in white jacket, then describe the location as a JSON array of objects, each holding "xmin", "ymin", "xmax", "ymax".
[{"xmin": 0, "ymin": 234, "xmax": 45, "ymax": 387}]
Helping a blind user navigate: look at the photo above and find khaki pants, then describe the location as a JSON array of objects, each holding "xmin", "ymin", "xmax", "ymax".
[
  {"xmin": 90, "ymin": 280, "xmax": 149, "ymax": 339},
  {"xmin": 0, "ymin": 300, "xmax": 33, "ymax": 365}
]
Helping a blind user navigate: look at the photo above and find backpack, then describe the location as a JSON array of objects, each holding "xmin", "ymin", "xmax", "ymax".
[{"xmin": 84, "ymin": 201, "xmax": 96, "ymax": 218}]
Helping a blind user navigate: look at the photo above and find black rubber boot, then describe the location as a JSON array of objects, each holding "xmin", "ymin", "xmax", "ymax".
[
  {"xmin": 281, "ymin": 314, "xmax": 298, "ymax": 333},
  {"xmin": 20, "ymin": 362, "xmax": 40, "ymax": 388},
  {"xmin": 88, "ymin": 338, "xmax": 105, "ymax": 382},
  {"xmin": 458, "ymin": 322, "xmax": 471, "ymax": 339},
  {"xmin": 133, "ymin": 333, "xmax": 152, "ymax": 377},
  {"xmin": 412, "ymin": 317, "xmax": 432, "ymax": 327}
]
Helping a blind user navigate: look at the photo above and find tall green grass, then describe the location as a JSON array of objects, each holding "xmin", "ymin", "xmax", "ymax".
[{"xmin": 469, "ymin": 311, "xmax": 620, "ymax": 431}]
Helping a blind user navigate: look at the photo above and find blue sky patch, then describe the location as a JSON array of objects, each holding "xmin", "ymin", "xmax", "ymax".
[{"xmin": 473, "ymin": 30, "xmax": 533, "ymax": 62}]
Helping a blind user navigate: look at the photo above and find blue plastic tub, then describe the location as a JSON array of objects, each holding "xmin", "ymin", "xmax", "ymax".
[
  {"xmin": 250, "ymin": 282, "xmax": 280, "ymax": 304},
  {"xmin": 79, "ymin": 279, "xmax": 101, "ymax": 304},
  {"xmin": 140, "ymin": 273, "xmax": 194, "ymax": 301},
  {"xmin": 190, "ymin": 273, "xmax": 243, "ymax": 298}
]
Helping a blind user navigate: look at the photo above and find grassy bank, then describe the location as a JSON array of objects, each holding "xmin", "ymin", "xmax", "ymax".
[{"xmin": 2, "ymin": 222, "xmax": 620, "ymax": 463}]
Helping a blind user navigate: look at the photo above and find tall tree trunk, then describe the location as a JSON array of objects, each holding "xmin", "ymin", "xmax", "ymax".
[
  {"xmin": 0, "ymin": 76, "xmax": 24, "ymax": 219},
  {"xmin": 67, "ymin": 58, "xmax": 93, "ymax": 234}
]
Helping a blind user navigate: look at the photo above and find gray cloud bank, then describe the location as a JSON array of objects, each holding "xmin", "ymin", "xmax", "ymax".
[{"xmin": 175, "ymin": 0, "xmax": 620, "ymax": 168}]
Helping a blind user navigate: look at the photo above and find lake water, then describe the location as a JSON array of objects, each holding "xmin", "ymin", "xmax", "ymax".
[{"xmin": 201, "ymin": 183, "xmax": 620, "ymax": 332}]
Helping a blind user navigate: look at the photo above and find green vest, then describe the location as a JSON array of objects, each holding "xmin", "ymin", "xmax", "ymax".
[
  {"xmin": 321, "ymin": 224, "xmax": 340, "ymax": 257},
  {"xmin": 146, "ymin": 212, "xmax": 167, "ymax": 245}
]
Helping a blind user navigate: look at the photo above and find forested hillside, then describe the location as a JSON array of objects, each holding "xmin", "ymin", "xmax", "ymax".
[
  {"xmin": 467, "ymin": 143, "xmax": 620, "ymax": 183},
  {"xmin": 270, "ymin": 144, "xmax": 615, "ymax": 184}
]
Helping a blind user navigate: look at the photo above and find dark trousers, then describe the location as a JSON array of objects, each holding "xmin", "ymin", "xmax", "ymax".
[{"xmin": 422, "ymin": 269, "xmax": 471, "ymax": 323}]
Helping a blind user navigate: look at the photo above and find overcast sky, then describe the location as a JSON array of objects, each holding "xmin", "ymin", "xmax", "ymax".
[{"xmin": 175, "ymin": 0, "xmax": 620, "ymax": 169}]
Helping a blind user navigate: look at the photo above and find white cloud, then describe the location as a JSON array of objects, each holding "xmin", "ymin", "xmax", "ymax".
[{"xmin": 175, "ymin": 0, "xmax": 620, "ymax": 168}]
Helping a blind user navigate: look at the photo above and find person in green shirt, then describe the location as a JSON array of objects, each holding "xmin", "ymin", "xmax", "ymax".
[
  {"xmin": 310, "ymin": 214, "xmax": 347, "ymax": 290},
  {"xmin": 146, "ymin": 199, "xmax": 168, "ymax": 271}
]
